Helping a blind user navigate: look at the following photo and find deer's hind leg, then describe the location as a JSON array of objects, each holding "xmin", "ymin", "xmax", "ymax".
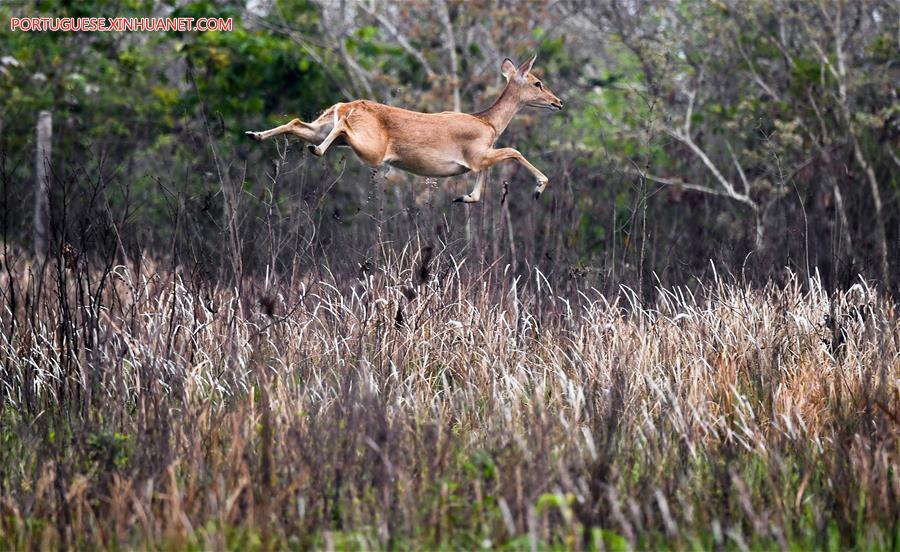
[
  {"xmin": 311, "ymin": 105, "xmax": 388, "ymax": 167},
  {"xmin": 245, "ymin": 118, "xmax": 322, "ymax": 142},
  {"xmin": 309, "ymin": 104, "xmax": 348, "ymax": 157},
  {"xmin": 245, "ymin": 103, "xmax": 347, "ymax": 143}
]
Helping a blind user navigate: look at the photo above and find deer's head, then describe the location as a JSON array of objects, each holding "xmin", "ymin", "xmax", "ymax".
[{"xmin": 501, "ymin": 56, "xmax": 563, "ymax": 111}]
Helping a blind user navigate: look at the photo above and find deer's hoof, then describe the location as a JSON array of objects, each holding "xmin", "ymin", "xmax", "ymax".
[
  {"xmin": 308, "ymin": 144, "xmax": 323, "ymax": 157},
  {"xmin": 533, "ymin": 190, "xmax": 542, "ymax": 201},
  {"xmin": 245, "ymin": 131, "xmax": 261, "ymax": 142}
]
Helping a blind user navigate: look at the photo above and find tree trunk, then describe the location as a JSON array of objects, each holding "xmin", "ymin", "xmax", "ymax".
[
  {"xmin": 33, "ymin": 110, "xmax": 52, "ymax": 258},
  {"xmin": 856, "ymin": 143, "xmax": 890, "ymax": 287},
  {"xmin": 438, "ymin": 0, "xmax": 461, "ymax": 112}
]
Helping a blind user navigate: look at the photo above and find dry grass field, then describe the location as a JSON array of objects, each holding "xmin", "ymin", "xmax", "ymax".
[{"xmin": 0, "ymin": 245, "xmax": 898, "ymax": 550}]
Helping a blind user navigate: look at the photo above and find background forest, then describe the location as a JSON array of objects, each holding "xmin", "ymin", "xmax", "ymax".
[
  {"xmin": 1, "ymin": 0, "xmax": 899, "ymax": 550},
  {"xmin": 1, "ymin": 0, "xmax": 896, "ymax": 293}
]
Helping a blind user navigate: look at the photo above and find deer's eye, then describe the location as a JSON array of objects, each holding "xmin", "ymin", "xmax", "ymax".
[{"xmin": 534, "ymin": 81, "xmax": 543, "ymax": 89}]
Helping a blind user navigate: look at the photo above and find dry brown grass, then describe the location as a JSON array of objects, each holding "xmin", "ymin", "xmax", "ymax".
[{"xmin": 0, "ymin": 245, "xmax": 898, "ymax": 550}]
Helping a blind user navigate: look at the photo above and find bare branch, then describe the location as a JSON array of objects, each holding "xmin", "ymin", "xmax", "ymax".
[
  {"xmin": 683, "ymin": 89, "xmax": 696, "ymax": 135},
  {"xmin": 338, "ymin": 40, "xmax": 376, "ymax": 98},
  {"xmin": 359, "ymin": 3, "xmax": 437, "ymax": 79},
  {"xmin": 244, "ymin": 11, "xmax": 356, "ymax": 100},
  {"xmin": 888, "ymin": 148, "xmax": 900, "ymax": 170},
  {"xmin": 736, "ymin": 39, "xmax": 781, "ymax": 101},
  {"xmin": 310, "ymin": 0, "xmax": 375, "ymax": 99},
  {"xmin": 664, "ymin": 126, "xmax": 758, "ymax": 210},
  {"xmin": 726, "ymin": 141, "xmax": 750, "ymax": 195},
  {"xmin": 625, "ymin": 167, "xmax": 736, "ymax": 200}
]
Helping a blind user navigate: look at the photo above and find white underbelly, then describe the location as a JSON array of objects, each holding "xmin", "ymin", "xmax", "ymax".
[{"xmin": 386, "ymin": 158, "xmax": 470, "ymax": 177}]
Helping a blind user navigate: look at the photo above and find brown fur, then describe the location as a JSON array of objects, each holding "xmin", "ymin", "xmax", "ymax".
[{"xmin": 246, "ymin": 56, "xmax": 563, "ymax": 202}]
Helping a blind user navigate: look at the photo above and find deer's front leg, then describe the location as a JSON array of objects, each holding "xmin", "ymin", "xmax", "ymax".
[
  {"xmin": 474, "ymin": 147, "xmax": 549, "ymax": 200},
  {"xmin": 453, "ymin": 172, "xmax": 485, "ymax": 204}
]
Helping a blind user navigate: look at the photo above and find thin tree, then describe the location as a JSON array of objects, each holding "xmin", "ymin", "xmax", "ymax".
[{"xmin": 33, "ymin": 110, "xmax": 51, "ymax": 258}]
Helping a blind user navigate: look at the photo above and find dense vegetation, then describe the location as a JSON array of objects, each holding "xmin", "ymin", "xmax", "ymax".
[
  {"xmin": 1, "ymin": 0, "xmax": 898, "ymax": 549},
  {"xmin": 2, "ymin": 250, "xmax": 899, "ymax": 549}
]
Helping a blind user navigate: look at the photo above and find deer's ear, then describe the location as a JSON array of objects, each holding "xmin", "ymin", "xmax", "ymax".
[
  {"xmin": 501, "ymin": 58, "xmax": 517, "ymax": 81},
  {"xmin": 517, "ymin": 55, "xmax": 537, "ymax": 79}
]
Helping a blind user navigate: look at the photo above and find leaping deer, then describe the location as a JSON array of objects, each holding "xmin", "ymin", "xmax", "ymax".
[{"xmin": 245, "ymin": 56, "xmax": 562, "ymax": 202}]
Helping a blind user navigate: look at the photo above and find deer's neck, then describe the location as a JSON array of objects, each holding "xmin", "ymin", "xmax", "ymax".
[{"xmin": 475, "ymin": 85, "xmax": 520, "ymax": 139}]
